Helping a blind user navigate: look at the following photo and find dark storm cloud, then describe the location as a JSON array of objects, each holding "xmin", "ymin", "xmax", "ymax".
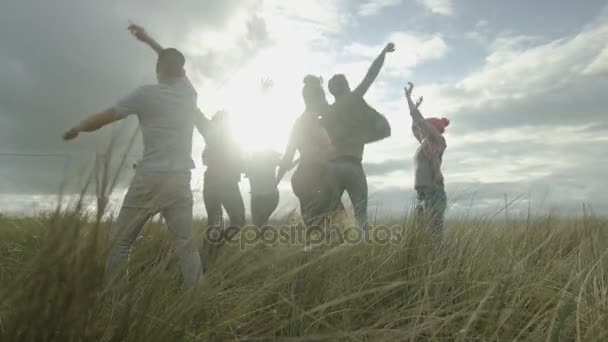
[{"xmin": 0, "ymin": 0, "xmax": 268, "ymax": 195}]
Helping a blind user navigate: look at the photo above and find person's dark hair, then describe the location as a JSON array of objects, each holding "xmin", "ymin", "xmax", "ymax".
[
  {"xmin": 302, "ymin": 75, "xmax": 324, "ymax": 109},
  {"xmin": 156, "ymin": 48, "xmax": 186, "ymax": 79},
  {"xmin": 328, "ymin": 74, "xmax": 348, "ymax": 97},
  {"xmin": 303, "ymin": 74, "xmax": 322, "ymax": 88}
]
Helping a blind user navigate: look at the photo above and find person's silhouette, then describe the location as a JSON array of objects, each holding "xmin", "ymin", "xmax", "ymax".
[
  {"xmin": 405, "ymin": 82, "xmax": 449, "ymax": 245},
  {"xmin": 323, "ymin": 43, "xmax": 395, "ymax": 230},
  {"xmin": 201, "ymin": 111, "xmax": 246, "ymax": 235},
  {"xmin": 277, "ymin": 75, "xmax": 335, "ymax": 229},
  {"xmin": 246, "ymin": 149, "xmax": 282, "ymax": 227}
]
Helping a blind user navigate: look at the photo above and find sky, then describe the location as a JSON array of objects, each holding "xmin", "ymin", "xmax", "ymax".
[{"xmin": 1, "ymin": 0, "xmax": 607, "ymax": 218}]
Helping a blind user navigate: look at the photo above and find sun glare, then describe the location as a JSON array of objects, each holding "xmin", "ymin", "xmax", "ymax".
[
  {"xmin": 200, "ymin": 47, "xmax": 313, "ymax": 156},
  {"xmin": 189, "ymin": 20, "xmax": 340, "ymax": 157}
]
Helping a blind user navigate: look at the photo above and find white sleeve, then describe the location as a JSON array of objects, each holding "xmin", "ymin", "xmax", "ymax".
[{"xmin": 112, "ymin": 86, "xmax": 146, "ymax": 119}]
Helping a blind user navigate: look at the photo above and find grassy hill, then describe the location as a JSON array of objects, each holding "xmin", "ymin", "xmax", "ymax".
[{"xmin": 0, "ymin": 211, "xmax": 606, "ymax": 341}]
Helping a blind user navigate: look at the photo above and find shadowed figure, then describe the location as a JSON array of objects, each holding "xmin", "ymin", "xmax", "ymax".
[
  {"xmin": 62, "ymin": 24, "xmax": 205, "ymax": 325},
  {"xmin": 404, "ymin": 82, "xmax": 449, "ymax": 245},
  {"xmin": 200, "ymin": 110, "xmax": 246, "ymax": 247},
  {"xmin": 246, "ymin": 149, "xmax": 281, "ymax": 227},
  {"xmin": 323, "ymin": 42, "xmax": 395, "ymax": 230},
  {"xmin": 277, "ymin": 75, "xmax": 335, "ymax": 229}
]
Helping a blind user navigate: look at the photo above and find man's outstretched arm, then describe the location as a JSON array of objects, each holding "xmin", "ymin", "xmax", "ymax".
[
  {"xmin": 353, "ymin": 42, "xmax": 395, "ymax": 97},
  {"xmin": 62, "ymin": 109, "xmax": 118, "ymax": 141},
  {"xmin": 63, "ymin": 86, "xmax": 144, "ymax": 141},
  {"xmin": 128, "ymin": 24, "xmax": 164, "ymax": 54}
]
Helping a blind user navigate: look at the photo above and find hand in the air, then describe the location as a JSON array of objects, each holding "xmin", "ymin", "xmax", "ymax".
[
  {"xmin": 128, "ymin": 24, "xmax": 150, "ymax": 43},
  {"xmin": 383, "ymin": 42, "xmax": 396, "ymax": 54},
  {"xmin": 260, "ymin": 78, "xmax": 274, "ymax": 93},
  {"xmin": 404, "ymin": 82, "xmax": 414, "ymax": 99}
]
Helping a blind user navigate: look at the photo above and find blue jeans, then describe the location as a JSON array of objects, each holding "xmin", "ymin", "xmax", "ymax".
[
  {"xmin": 329, "ymin": 159, "xmax": 368, "ymax": 229},
  {"xmin": 415, "ymin": 185, "xmax": 447, "ymax": 244}
]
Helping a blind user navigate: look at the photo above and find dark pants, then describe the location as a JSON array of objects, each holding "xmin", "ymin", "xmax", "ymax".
[
  {"xmin": 203, "ymin": 172, "xmax": 246, "ymax": 229},
  {"xmin": 203, "ymin": 171, "xmax": 245, "ymax": 268},
  {"xmin": 329, "ymin": 158, "xmax": 368, "ymax": 229},
  {"xmin": 291, "ymin": 164, "xmax": 334, "ymax": 229},
  {"xmin": 415, "ymin": 185, "xmax": 447, "ymax": 245},
  {"xmin": 251, "ymin": 190, "xmax": 279, "ymax": 227}
]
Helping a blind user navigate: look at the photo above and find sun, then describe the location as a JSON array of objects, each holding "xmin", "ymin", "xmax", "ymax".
[
  {"xmin": 214, "ymin": 85, "xmax": 285, "ymax": 155},
  {"xmin": 208, "ymin": 68, "xmax": 305, "ymax": 156},
  {"xmin": 189, "ymin": 40, "xmax": 328, "ymax": 157}
]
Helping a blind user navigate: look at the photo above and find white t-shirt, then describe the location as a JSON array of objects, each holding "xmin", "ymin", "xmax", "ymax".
[{"xmin": 113, "ymin": 77, "xmax": 198, "ymax": 173}]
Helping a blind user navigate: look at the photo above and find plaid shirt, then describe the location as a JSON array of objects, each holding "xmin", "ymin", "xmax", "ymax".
[{"xmin": 419, "ymin": 136, "xmax": 446, "ymax": 186}]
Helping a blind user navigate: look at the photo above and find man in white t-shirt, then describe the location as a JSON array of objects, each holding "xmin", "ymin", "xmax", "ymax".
[{"xmin": 63, "ymin": 25, "xmax": 207, "ymax": 295}]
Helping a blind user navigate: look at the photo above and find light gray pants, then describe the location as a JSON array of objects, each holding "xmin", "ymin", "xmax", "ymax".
[
  {"xmin": 105, "ymin": 172, "xmax": 202, "ymax": 297},
  {"xmin": 329, "ymin": 159, "xmax": 368, "ymax": 229}
]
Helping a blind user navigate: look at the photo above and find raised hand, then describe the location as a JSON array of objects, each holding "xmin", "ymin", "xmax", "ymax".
[
  {"xmin": 383, "ymin": 42, "xmax": 396, "ymax": 54},
  {"xmin": 260, "ymin": 78, "xmax": 274, "ymax": 93},
  {"xmin": 128, "ymin": 22, "xmax": 163, "ymax": 54},
  {"xmin": 404, "ymin": 82, "xmax": 414, "ymax": 99},
  {"xmin": 128, "ymin": 23, "xmax": 150, "ymax": 43}
]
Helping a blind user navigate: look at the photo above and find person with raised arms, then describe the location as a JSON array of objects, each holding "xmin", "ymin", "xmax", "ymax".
[
  {"xmin": 323, "ymin": 42, "xmax": 395, "ymax": 230},
  {"xmin": 63, "ymin": 24, "xmax": 207, "ymax": 300},
  {"xmin": 404, "ymin": 82, "xmax": 449, "ymax": 244}
]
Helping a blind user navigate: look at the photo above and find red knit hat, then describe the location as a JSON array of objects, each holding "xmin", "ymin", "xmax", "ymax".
[{"xmin": 426, "ymin": 117, "xmax": 450, "ymax": 134}]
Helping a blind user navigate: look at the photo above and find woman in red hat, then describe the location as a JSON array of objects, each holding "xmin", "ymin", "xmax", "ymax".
[{"xmin": 404, "ymin": 82, "xmax": 449, "ymax": 245}]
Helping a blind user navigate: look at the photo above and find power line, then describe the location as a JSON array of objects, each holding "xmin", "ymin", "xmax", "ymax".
[{"xmin": 0, "ymin": 152, "xmax": 69, "ymax": 158}]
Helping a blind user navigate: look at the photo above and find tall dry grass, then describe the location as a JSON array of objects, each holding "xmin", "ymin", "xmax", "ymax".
[{"xmin": 0, "ymin": 208, "xmax": 606, "ymax": 341}]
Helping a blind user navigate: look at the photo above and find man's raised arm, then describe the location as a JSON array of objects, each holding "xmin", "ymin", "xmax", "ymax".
[
  {"xmin": 128, "ymin": 24, "xmax": 164, "ymax": 55},
  {"xmin": 353, "ymin": 42, "xmax": 395, "ymax": 97}
]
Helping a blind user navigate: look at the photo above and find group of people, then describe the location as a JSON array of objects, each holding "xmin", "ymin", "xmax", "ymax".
[{"xmin": 62, "ymin": 24, "xmax": 449, "ymax": 289}]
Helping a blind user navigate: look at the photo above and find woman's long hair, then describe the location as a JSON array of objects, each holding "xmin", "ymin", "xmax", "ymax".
[{"xmin": 302, "ymin": 75, "xmax": 326, "ymax": 114}]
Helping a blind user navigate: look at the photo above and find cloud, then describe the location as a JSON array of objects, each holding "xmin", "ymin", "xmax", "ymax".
[
  {"xmin": 358, "ymin": 0, "xmax": 403, "ymax": 17},
  {"xmin": 417, "ymin": 0, "xmax": 454, "ymax": 16},
  {"xmin": 465, "ymin": 20, "xmax": 493, "ymax": 45},
  {"xmin": 0, "ymin": 0, "xmax": 269, "ymax": 196},
  {"xmin": 262, "ymin": 0, "xmax": 352, "ymax": 38},
  {"xmin": 0, "ymin": 0, "xmax": 361, "ymax": 217},
  {"xmin": 406, "ymin": 12, "xmax": 608, "ymax": 132},
  {"xmin": 343, "ymin": 32, "xmax": 449, "ymax": 78},
  {"xmin": 369, "ymin": 172, "xmax": 608, "ymax": 218},
  {"xmin": 359, "ymin": 120, "xmax": 608, "ymax": 216},
  {"xmin": 364, "ymin": 159, "xmax": 410, "ymax": 177},
  {"xmin": 2, "ymin": 0, "xmax": 607, "ymax": 219},
  {"xmin": 582, "ymin": 46, "xmax": 608, "ymax": 75}
]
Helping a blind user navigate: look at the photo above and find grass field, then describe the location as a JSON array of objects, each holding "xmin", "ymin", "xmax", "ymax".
[{"xmin": 0, "ymin": 209, "xmax": 606, "ymax": 341}]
